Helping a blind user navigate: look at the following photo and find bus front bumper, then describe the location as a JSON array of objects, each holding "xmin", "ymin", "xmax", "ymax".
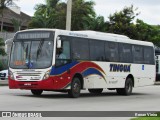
[{"xmin": 8, "ymin": 77, "xmax": 71, "ymax": 90}]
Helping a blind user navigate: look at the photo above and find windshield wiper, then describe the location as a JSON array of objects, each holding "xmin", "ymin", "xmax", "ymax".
[
  {"xmin": 20, "ymin": 42, "xmax": 29, "ymax": 68},
  {"xmin": 36, "ymin": 39, "xmax": 44, "ymax": 60}
]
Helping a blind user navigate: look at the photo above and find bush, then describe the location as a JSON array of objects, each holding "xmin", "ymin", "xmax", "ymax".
[
  {"xmin": 0, "ymin": 59, "xmax": 8, "ymax": 71},
  {"xmin": 0, "ymin": 61, "xmax": 4, "ymax": 71},
  {"xmin": 0, "ymin": 38, "xmax": 6, "ymax": 56}
]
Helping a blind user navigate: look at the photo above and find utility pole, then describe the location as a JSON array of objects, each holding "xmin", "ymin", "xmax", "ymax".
[{"xmin": 66, "ymin": 0, "xmax": 72, "ymax": 30}]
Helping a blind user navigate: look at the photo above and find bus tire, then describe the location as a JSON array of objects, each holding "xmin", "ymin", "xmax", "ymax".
[
  {"xmin": 116, "ymin": 78, "xmax": 133, "ymax": 95},
  {"xmin": 68, "ymin": 77, "xmax": 81, "ymax": 98},
  {"xmin": 31, "ymin": 90, "xmax": 43, "ymax": 96},
  {"xmin": 88, "ymin": 89, "xmax": 103, "ymax": 94}
]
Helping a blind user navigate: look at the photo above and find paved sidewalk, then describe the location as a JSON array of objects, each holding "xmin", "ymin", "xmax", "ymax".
[
  {"xmin": 154, "ymin": 81, "xmax": 160, "ymax": 85},
  {"xmin": 0, "ymin": 80, "xmax": 8, "ymax": 86}
]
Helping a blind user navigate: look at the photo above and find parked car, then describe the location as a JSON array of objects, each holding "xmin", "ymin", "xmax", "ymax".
[{"xmin": 0, "ymin": 70, "xmax": 8, "ymax": 80}]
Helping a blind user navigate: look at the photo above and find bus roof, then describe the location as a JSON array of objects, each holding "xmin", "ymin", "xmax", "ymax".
[
  {"xmin": 16, "ymin": 29, "xmax": 154, "ymax": 47},
  {"xmin": 74, "ymin": 30, "xmax": 130, "ymax": 39}
]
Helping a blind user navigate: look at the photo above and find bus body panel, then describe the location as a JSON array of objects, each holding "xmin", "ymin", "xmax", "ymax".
[
  {"xmin": 9, "ymin": 61, "xmax": 155, "ymax": 90},
  {"xmin": 8, "ymin": 29, "xmax": 156, "ymax": 92}
]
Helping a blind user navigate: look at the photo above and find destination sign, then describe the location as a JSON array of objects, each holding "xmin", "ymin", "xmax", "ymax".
[{"xmin": 17, "ymin": 32, "xmax": 50, "ymax": 39}]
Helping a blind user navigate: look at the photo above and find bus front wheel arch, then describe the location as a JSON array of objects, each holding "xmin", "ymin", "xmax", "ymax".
[
  {"xmin": 72, "ymin": 73, "xmax": 84, "ymax": 89},
  {"xmin": 68, "ymin": 77, "xmax": 81, "ymax": 98},
  {"xmin": 116, "ymin": 78, "xmax": 133, "ymax": 96}
]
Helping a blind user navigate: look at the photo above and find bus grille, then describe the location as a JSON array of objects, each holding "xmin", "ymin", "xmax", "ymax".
[{"xmin": 15, "ymin": 72, "xmax": 42, "ymax": 81}]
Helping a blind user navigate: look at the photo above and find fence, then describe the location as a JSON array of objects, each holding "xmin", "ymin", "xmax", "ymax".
[
  {"xmin": 0, "ymin": 32, "xmax": 14, "ymax": 70},
  {"xmin": 0, "ymin": 32, "xmax": 15, "ymax": 41},
  {"xmin": 0, "ymin": 56, "xmax": 8, "ymax": 70}
]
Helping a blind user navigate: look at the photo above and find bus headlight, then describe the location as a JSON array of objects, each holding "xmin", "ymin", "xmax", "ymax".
[
  {"xmin": 9, "ymin": 70, "xmax": 14, "ymax": 80},
  {"xmin": 43, "ymin": 70, "xmax": 50, "ymax": 80}
]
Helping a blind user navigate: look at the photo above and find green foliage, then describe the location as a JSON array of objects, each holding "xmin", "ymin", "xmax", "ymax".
[
  {"xmin": 29, "ymin": 0, "xmax": 96, "ymax": 30},
  {"xmin": 0, "ymin": 61, "xmax": 3, "ymax": 71},
  {"xmin": 107, "ymin": 5, "xmax": 160, "ymax": 46},
  {"xmin": 29, "ymin": 0, "xmax": 66, "ymax": 29},
  {"xmin": 29, "ymin": 1, "xmax": 160, "ymax": 46},
  {"xmin": 131, "ymin": 112, "xmax": 160, "ymax": 120},
  {"xmin": 71, "ymin": 0, "xmax": 96, "ymax": 30},
  {"xmin": 134, "ymin": 19, "xmax": 160, "ymax": 44},
  {"xmin": 0, "ymin": 0, "xmax": 13, "ymax": 9},
  {"xmin": 0, "ymin": 38, "xmax": 6, "ymax": 56},
  {"xmin": 0, "ymin": 37, "xmax": 8, "ymax": 70},
  {"xmin": 107, "ymin": 5, "xmax": 139, "ymax": 38},
  {"xmin": 11, "ymin": 18, "xmax": 21, "ymax": 32},
  {"xmin": 0, "ymin": 0, "xmax": 14, "ymax": 31},
  {"xmin": 131, "ymin": 117, "xmax": 160, "ymax": 120},
  {"xmin": 90, "ymin": 16, "xmax": 107, "ymax": 32},
  {"xmin": 0, "ymin": 59, "xmax": 8, "ymax": 71}
]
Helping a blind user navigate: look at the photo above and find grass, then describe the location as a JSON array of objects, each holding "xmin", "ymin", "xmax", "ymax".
[
  {"xmin": 131, "ymin": 112, "xmax": 160, "ymax": 120},
  {"xmin": 131, "ymin": 117, "xmax": 160, "ymax": 120},
  {"xmin": 0, "ymin": 84, "xmax": 8, "ymax": 86}
]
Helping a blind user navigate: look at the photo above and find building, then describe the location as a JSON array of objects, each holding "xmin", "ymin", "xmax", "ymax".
[
  {"xmin": 0, "ymin": 5, "xmax": 31, "ymax": 70},
  {"xmin": 0, "ymin": 5, "xmax": 31, "ymax": 32}
]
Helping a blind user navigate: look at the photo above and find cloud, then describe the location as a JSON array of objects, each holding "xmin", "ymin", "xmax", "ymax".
[
  {"xmin": 93, "ymin": 0, "xmax": 160, "ymax": 25},
  {"xmin": 14, "ymin": 0, "xmax": 45, "ymax": 16},
  {"xmin": 14, "ymin": 0, "xmax": 160, "ymax": 25}
]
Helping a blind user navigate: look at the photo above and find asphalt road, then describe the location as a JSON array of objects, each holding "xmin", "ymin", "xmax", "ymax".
[{"xmin": 0, "ymin": 85, "xmax": 160, "ymax": 119}]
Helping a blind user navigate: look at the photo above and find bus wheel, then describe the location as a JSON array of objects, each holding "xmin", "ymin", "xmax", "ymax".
[
  {"xmin": 116, "ymin": 78, "xmax": 133, "ymax": 95},
  {"xmin": 31, "ymin": 90, "xmax": 43, "ymax": 96},
  {"xmin": 68, "ymin": 77, "xmax": 81, "ymax": 98},
  {"xmin": 88, "ymin": 89, "xmax": 103, "ymax": 94}
]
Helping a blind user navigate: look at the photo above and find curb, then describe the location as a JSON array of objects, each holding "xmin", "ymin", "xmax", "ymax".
[
  {"xmin": 0, "ymin": 80, "xmax": 8, "ymax": 86},
  {"xmin": 154, "ymin": 81, "xmax": 160, "ymax": 85}
]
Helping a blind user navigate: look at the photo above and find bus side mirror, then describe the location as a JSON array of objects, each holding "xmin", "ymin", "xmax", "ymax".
[{"xmin": 57, "ymin": 37, "xmax": 62, "ymax": 48}]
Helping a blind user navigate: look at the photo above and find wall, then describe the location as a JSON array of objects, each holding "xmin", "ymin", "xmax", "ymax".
[{"xmin": 0, "ymin": 32, "xmax": 15, "ymax": 41}]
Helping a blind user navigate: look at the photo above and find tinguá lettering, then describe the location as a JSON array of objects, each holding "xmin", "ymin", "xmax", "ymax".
[{"xmin": 110, "ymin": 64, "xmax": 131, "ymax": 72}]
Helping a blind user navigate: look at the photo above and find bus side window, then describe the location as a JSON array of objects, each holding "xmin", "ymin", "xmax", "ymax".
[
  {"xmin": 107, "ymin": 42, "xmax": 119, "ymax": 62},
  {"xmin": 144, "ymin": 47, "xmax": 154, "ymax": 64},
  {"xmin": 119, "ymin": 43, "xmax": 132, "ymax": 63},
  {"xmin": 63, "ymin": 41, "xmax": 71, "ymax": 59},
  {"xmin": 72, "ymin": 38, "xmax": 89, "ymax": 60},
  {"xmin": 133, "ymin": 45, "xmax": 143, "ymax": 64},
  {"xmin": 56, "ymin": 38, "xmax": 71, "ymax": 67},
  {"xmin": 90, "ymin": 40, "xmax": 105, "ymax": 61}
]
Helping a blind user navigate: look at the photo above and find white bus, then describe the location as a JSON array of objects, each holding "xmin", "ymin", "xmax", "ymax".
[
  {"xmin": 156, "ymin": 55, "xmax": 160, "ymax": 81},
  {"xmin": 9, "ymin": 29, "xmax": 155, "ymax": 98}
]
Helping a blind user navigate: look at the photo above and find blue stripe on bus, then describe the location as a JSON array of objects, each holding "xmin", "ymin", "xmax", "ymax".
[
  {"xmin": 82, "ymin": 68, "xmax": 104, "ymax": 78},
  {"xmin": 50, "ymin": 61, "xmax": 79, "ymax": 75}
]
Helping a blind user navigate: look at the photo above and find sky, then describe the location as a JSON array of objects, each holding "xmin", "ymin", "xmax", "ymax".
[{"xmin": 14, "ymin": 0, "xmax": 160, "ymax": 25}]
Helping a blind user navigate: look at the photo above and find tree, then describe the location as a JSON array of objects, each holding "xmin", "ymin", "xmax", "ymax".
[
  {"xmin": 144, "ymin": 24, "xmax": 160, "ymax": 46},
  {"xmin": 0, "ymin": 0, "xmax": 14, "ymax": 32},
  {"xmin": 0, "ymin": 38, "xmax": 6, "ymax": 56},
  {"xmin": 105, "ymin": 5, "xmax": 160, "ymax": 46},
  {"xmin": 71, "ymin": 0, "xmax": 95, "ymax": 30},
  {"xmin": 29, "ymin": 0, "xmax": 96, "ymax": 30},
  {"xmin": 90, "ymin": 16, "xmax": 107, "ymax": 32},
  {"xmin": 29, "ymin": 0, "xmax": 66, "ymax": 29},
  {"xmin": 107, "ymin": 5, "xmax": 139, "ymax": 39},
  {"xmin": 135, "ymin": 19, "xmax": 153, "ymax": 41},
  {"xmin": 11, "ymin": 18, "xmax": 21, "ymax": 32}
]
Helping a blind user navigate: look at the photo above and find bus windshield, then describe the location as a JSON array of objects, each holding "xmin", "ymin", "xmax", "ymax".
[{"xmin": 10, "ymin": 32, "xmax": 54, "ymax": 69}]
